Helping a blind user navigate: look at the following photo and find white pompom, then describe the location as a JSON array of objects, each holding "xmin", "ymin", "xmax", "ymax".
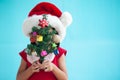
[{"xmin": 60, "ymin": 12, "xmax": 72, "ymax": 27}]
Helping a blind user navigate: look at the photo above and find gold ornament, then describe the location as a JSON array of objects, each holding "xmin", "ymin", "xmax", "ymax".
[{"xmin": 37, "ymin": 35, "xmax": 43, "ymax": 42}]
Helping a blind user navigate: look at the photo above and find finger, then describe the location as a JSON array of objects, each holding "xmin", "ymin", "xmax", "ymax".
[
  {"xmin": 36, "ymin": 61, "xmax": 40, "ymax": 64},
  {"xmin": 40, "ymin": 65, "xmax": 45, "ymax": 69},
  {"xmin": 40, "ymin": 63, "xmax": 49, "ymax": 70},
  {"xmin": 36, "ymin": 61, "xmax": 42, "ymax": 66},
  {"xmin": 36, "ymin": 61, "xmax": 43, "ymax": 70},
  {"xmin": 40, "ymin": 65, "xmax": 46, "ymax": 70},
  {"xmin": 33, "ymin": 61, "xmax": 42, "ymax": 66},
  {"xmin": 42, "ymin": 61, "xmax": 49, "ymax": 67},
  {"xmin": 32, "ymin": 62, "xmax": 38, "ymax": 67},
  {"xmin": 43, "ymin": 60, "xmax": 49, "ymax": 64},
  {"xmin": 33, "ymin": 68, "xmax": 40, "ymax": 72},
  {"xmin": 44, "ymin": 67, "xmax": 50, "ymax": 72},
  {"xmin": 32, "ymin": 66, "xmax": 38, "ymax": 70},
  {"xmin": 32, "ymin": 61, "xmax": 42, "ymax": 69},
  {"xmin": 42, "ymin": 61, "xmax": 50, "ymax": 68},
  {"xmin": 36, "ymin": 60, "xmax": 41, "ymax": 64},
  {"xmin": 40, "ymin": 64, "xmax": 49, "ymax": 69}
]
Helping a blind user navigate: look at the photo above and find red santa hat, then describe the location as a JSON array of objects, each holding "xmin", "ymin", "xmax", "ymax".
[{"xmin": 22, "ymin": 2, "xmax": 72, "ymax": 42}]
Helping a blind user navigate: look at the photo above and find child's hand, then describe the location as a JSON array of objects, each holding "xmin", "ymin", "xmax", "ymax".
[
  {"xmin": 30, "ymin": 61, "xmax": 42, "ymax": 73},
  {"xmin": 41, "ymin": 60, "xmax": 55, "ymax": 72}
]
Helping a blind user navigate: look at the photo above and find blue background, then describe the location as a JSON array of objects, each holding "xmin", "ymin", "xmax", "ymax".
[{"xmin": 0, "ymin": 0, "xmax": 120, "ymax": 80}]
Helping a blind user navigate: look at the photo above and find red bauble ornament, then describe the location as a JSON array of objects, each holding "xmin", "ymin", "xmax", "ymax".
[{"xmin": 30, "ymin": 36, "xmax": 36, "ymax": 43}]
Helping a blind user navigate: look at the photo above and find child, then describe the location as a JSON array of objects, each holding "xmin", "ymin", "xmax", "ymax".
[{"xmin": 16, "ymin": 2, "xmax": 72, "ymax": 80}]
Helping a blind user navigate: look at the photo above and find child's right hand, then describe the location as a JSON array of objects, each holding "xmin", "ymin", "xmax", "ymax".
[{"xmin": 30, "ymin": 61, "xmax": 42, "ymax": 73}]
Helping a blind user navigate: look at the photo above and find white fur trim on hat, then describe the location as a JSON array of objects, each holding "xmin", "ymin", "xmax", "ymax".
[
  {"xmin": 60, "ymin": 12, "xmax": 72, "ymax": 27},
  {"xmin": 22, "ymin": 14, "xmax": 66, "ymax": 42}
]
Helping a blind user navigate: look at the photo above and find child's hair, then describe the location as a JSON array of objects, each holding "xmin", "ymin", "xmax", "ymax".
[{"xmin": 52, "ymin": 28, "xmax": 60, "ymax": 47}]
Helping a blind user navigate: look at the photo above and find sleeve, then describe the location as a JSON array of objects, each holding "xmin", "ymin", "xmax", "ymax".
[
  {"xmin": 19, "ymin": 50, "xmax": 28, "ymax": 62},
  {"xmin": 57, "ymin": 47, "xmax": 67, "ymax": 59}
]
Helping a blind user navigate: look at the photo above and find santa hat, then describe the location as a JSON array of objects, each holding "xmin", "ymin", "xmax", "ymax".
[{"xmin": 22, "ymin": 2, "xmax": 72, "ymax": 42}]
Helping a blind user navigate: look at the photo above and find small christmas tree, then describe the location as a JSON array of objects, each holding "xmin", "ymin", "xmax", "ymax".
[{"xmin": 25, "ymin": 15, "xmax": 59, "ymax": 63}]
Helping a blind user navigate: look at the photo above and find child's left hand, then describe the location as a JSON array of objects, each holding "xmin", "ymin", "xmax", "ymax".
[{"xmin": 41, "ymin": 60, "xmax": 55, "ymax": 72}]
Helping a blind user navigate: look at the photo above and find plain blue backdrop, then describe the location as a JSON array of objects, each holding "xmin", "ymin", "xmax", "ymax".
[{"xmin": 0, "ymin": 0, "xmax": 120, "ymax": 80}]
